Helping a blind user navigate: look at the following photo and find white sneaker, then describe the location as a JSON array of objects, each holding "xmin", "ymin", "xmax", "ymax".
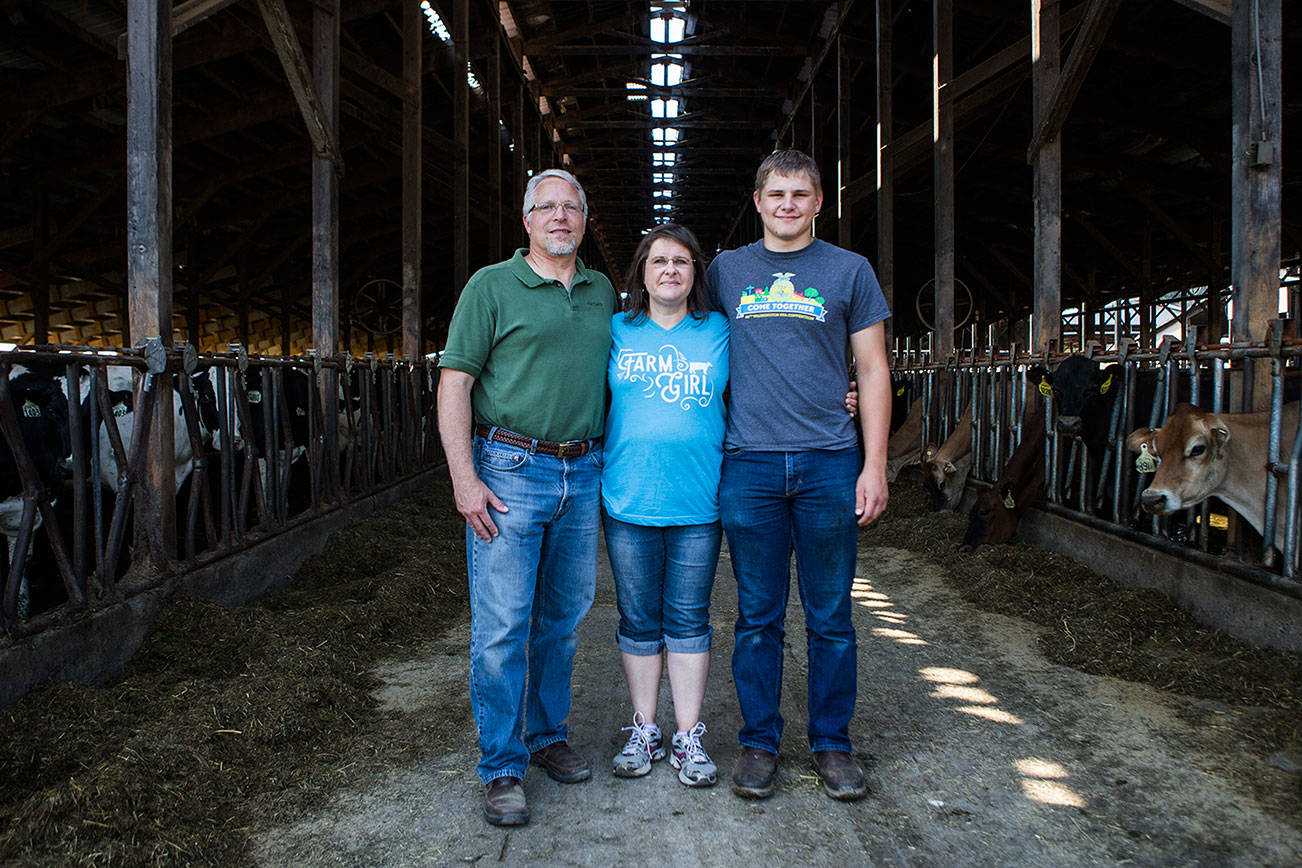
[
  {"xmin": 670, "ymin": 722, "xmax": 717, "ymax": 787},
  {"xmin": 612, "ymin": 712, "xmax": 665, "ymax": 778}
]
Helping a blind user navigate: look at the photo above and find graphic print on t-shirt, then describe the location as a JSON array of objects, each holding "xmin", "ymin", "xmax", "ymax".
[
  {"xmin": 734, "ymin": 271, "xmax": 827, "ymax": 322},
  {"xmin": 614, "ymin": 343, "xmax": 715, "ymax": 409}
]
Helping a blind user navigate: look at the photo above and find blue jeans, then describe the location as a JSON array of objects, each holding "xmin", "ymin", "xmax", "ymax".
[
  {"xmin": 719, "ymin": 447, "xmax": 861, "ymax": 754},
  {"xmin": 467, "ymin": 435, "xmax": 602, "ymax": 784},
  {"xmin": 602, "ymin": 514, "xmax": 721, "ymax": 655}
]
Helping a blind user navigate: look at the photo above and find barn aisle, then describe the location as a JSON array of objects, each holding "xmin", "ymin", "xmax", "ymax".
[{"xmin": 251, "ymin": 489, "xmax": 1301, "ymax": 866}]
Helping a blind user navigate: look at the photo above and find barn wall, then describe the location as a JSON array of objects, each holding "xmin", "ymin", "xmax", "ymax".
[{"xmin": 0, "ymin": 467, "xmax": 441, "ymax": 709}]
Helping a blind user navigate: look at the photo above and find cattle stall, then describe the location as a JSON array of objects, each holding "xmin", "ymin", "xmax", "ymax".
[
  {"xmin": 887, "ymin": 328, "xmax": 1302, "ymax": 647},
  {"xmin": 0, "ymin": 343, "xmax": 439, "ymax": 657}
]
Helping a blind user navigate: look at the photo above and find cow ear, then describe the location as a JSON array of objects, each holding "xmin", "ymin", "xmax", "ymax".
[
  {"xmin": 943, "ymin": 461, "xmax": 956, "ymax": 474},
  {"xmin": 923, "ymin": 443, "xmax": 937, "ymax": 460},
  {"xmin": 1097, "ymin": 363, "xmax": 1122, "ymax": 395},
  {"xmin": 1126, "ymin": 427, "xmax": 1155, "ymax": 453},
  {"xmin": 1211, "ymin": 422, "xmax": 1231, "ymax": 458}
]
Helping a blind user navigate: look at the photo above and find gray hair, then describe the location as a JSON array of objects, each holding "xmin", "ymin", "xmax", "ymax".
[{"xmin": 523, "ymin": 168, "xmax": 588, "ymax": 218}]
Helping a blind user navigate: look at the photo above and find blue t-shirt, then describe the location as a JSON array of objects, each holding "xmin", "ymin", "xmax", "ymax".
[
  {"xmin": 706, "ymin": 239, "xmax": 890, "ymax": 450},
  {"xmin": 602, "ymin": 311, "xmax": 730, "ymax": 526}
]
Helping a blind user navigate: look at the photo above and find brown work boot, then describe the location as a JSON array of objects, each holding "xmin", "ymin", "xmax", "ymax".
[
  {"xmin": 531, "ymin": 741, "xmax": 591, "ymax": 783},
  {"xmin": 811, "ymin": 750, "xmax": 868, "ymax": 801},
  {"xmin": 483, "ymin": 776, "xmax": 529, "ymax": 826},
  {"xmin": 730, "ymin": 746, "xmax": 777, "ymax": 799}
]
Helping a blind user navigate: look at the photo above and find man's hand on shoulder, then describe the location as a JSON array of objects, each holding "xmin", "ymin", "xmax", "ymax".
[
  {"xmin": 453, "ymin": 474, "xmax": 509, "ymax": 541},
  {"xmin": 854, "ymin": 468, "xmax": 888, "ymax": 527}
]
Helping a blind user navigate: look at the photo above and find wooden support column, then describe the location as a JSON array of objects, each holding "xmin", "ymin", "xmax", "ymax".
[
  {"xmin": 876, "ymin": 0, "xmax": 894, "ymax": 344},
  {"xmin": 933, "ymin": 0, "xmax": 955, "ymax": 360},
  {"xmin": 487, "ymin": 35, "xmax": 502, "ymax": 261},
  {"xmin": 402, "ymin": 0, "xmax": 422, "ymax": 359},
  {"xmin": 126, "ymin": 0, "xmax": 175, "ymax": 566},
  {"xmin": 453, "ymin": 0, "xmax": 469, "ymax": 295},
  {"xmin": 1031, "ymin": 0, "xmax": 1062, "ymax": 354},
  {"xmin": 514, "ymin": 82, "xmax": 527, "ymax": 238},
  {"xmin": 1230, "ymin": 0, "xmax": 1281, "ymax": 409},
  {"xmin": 312, "ymin": 0, "xmax": 339, "ymax": 359},
  {"xmin": 836, "ymin": 34, "xmax": 852, "ymax": 251},
  {"xmin": 33, "ymin": 191, "xmax": 49, "ymax": 345}
]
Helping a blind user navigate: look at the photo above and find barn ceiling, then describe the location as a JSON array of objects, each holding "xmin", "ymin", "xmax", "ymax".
[{"xmin": 0, "ymin": 0, "xmax": 1297, "ymax": 353}]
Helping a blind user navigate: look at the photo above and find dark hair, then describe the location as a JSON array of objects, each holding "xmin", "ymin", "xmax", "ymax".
[
  {"xmin": 621, "ymin": 223, "xmax": 711, "ymax": 322},
  {"xmin": 754, "ymin": 148, "xmax": 822, "ymax": 195}
]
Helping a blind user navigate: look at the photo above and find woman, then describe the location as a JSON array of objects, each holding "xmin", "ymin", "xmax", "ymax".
[{"xmin": 602, "ymin": 223, "xmax": 728, "ymax": 787}]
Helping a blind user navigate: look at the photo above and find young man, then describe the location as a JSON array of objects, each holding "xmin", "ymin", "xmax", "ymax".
[
  {"xmin": 706, "ymin": 149, "xmax": 892, "ymax": 801},
  {"xmin": 438, "ymin": 169, "xmax": 616, "ymax": 826}
]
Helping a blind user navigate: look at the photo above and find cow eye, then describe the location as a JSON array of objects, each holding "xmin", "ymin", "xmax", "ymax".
[{"xmin": 1189, "ymin": 443, "xmax": 1206, "ymax": 458}]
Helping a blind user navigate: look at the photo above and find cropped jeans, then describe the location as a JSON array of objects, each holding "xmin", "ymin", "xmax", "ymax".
[
  {"xmin": 602, "ymin": 514, "xmax": 721, "ymax": 656},
  {"xmin": 719, "ymin": 447, "xmax": 861, "ymax": 755},
  {"xmin": 467, "ymin": 434, "xmax": 602, "ymax": 784}
]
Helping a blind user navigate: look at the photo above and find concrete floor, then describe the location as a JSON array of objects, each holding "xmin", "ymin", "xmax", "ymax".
[{"xmin": 253, "ymin": 534, "xmax": 1302, "ymax": 867}]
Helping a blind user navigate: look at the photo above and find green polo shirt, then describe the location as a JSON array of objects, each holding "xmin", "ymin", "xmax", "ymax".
[{"xmin": 440, "ymin": 249, "xmax": 616, "ymax": 442}]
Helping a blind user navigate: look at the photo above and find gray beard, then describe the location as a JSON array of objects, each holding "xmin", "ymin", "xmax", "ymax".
[{"xmin": 544, "ymin": 236, "xmax": 577, "ymax": 256}]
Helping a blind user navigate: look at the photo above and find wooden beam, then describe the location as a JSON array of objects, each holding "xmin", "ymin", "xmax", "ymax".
[
  {"xmin": 1026, "ymin": 0, "xmax": 1121, "ymax": 161},
  {"xmin": 402, "ymin": 0, "xmax": 423, "ymax": 360},
  {"xmin": 126, "ymin": 0, "xmax": 175, "ymax": 566},
  {"xmin": 1032, "ymin": 0, "xmax": 1062, "ymax": 354},
  {"xmin": 453, "ymin": 0, "xmax": 469, "ymax": 295},
  {"xmin": 1171, "ymin": 0, "xmax": 1230, "ymax": 26},
  {"xmin": 1229, "ymin": 0, "xmax": 1281, "ymax": 375},
  {"xmin": 312, "ymin": 0, "xmax": 340, "ymax": 361},
  {"xmin": 876, "ymin": 0, "xmax": 894, "ymax": 337},
  {"xmin": 933, "ymin": 0, "xmax": 955, "ymax": 359},
  {"xmin": 255, "ymin": 0, "xmax": 344, "ymax": 171}
]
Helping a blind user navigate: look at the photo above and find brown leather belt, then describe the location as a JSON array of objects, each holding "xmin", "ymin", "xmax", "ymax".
[{"xmin": 475, "ymin": 424, "xmax": 599, "ymax": 458}]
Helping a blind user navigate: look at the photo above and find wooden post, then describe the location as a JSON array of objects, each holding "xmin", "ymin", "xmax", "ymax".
[
  {"xmin": 487, "ymin": 35, "xmax": 502, "ymax": 261},
  {"xmin": 313, "ymin": 0, "xmax": 340, "ymax": 496},
  {"xmin": 876, "ymin": 0, "xmax": 894, "ymax": 338},
  {"xmin": 402, "ymin": 0, "xmax": 422, "ymax": 359},
  {"xmin": 514, "ymin": 81, "xmax": 527, "ymax": 245},
  {"xmin": 1231, "ymin": 0, "xmax": 1281, "ymax": 409},
  {"xmin": 1031, "ymin": 0, "xmax": 1062, "ymax": 354},
  {"xmin": 453, "ymin": 0, "xmax": 470, "ymax": 295},
  {"xmin": 312, "ymin": 0, "xmax": 339, "ymax": 359},
  {"xmin": 126, "ymin": 0, "xmax": 175, "ymax": 566},
  {"xmin": 933, "ymin": 0, "xmax": 955, "ymax": 360},
  {"xmin": 33, "ymin": 190, "xmax": 49, "ymax": 345},
  {"xmin": 836, "ymin": 33, "xmax": 852, "ymax": 251}
]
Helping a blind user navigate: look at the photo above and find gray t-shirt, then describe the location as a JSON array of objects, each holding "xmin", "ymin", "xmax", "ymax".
[{"xmin": 706, "ymin": 238, "xmax": 890, "ymax": 450}]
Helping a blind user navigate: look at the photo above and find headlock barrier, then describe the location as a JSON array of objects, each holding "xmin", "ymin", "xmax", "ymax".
[
  {"xmin": 889, "ymin": 321, "xmax": 1302, "ymax": 599},
  {"xmin": 0, "ymin": 340, "xmax": 441, "ymax": 644}
]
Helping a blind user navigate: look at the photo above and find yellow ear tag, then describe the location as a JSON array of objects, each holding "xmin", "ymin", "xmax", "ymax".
[
  {"xmin": 1099, "ymin": 373, "xmax": 1113, "ymax": 395},
  {"xmin": 1135, "ymin": 443, "xmax": 1160, "ymax": 474},
  {"xmin": 1002, "ymin": 490, "xmax": 1016, "ymax": 510},
  {"xmin": 896, "ymin": 386, "xmax": 905, "ymax": 397},
  {"xmin": 1037, "ymin": 377, "xmax": 1052, "ymax": 398}
]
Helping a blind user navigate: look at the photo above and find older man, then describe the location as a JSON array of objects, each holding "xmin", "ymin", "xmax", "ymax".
[
  {"xmin": 707, "ymin": 149, "xmax": 892, "ymax": 802},
  {"xmin": 438, "ymin": 169, "xmax": 616, "ymax": 826}
]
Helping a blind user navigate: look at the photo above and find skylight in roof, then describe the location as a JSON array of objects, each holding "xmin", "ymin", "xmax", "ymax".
[
  {"xmin": 651, "ymin": 98, "xmax": 680, "ymax": 119},
  {"xmin": 651, "ymin": 128, "xmax": 680, "ymax": 146},
  {"xmin": 626, "ymin": 82, "xmax": 648, "ymax": 101},
  {"xmin": 650, "ymin": 58, "xmax": 683, "ymax": 87},
  {"xmin": 652, "ymin": 151, "xmax": 678, "ymax": 166},
  {"xmin": 653, "ymin": 203, "xmax": 673, "ymax": 211},
  {"xmin": 466, "ymin": 63, "xmax": 483, "ymax": 93},
  {"xmin": 653, "ymin": 189, "xmax": 673, "ymax": 198},
  {"xmin": 653, "ymin": 172, "xmax": 676, "ymax": 184},
  {"xmin": 421, "ymin": 1, "xmax": 452, "ymax": 43},
  {"xmin": 650, "ymin": 15, "xmax": 685, "ymax": 44}
]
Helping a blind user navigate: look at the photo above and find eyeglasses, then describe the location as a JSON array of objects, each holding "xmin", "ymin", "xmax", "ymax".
[
  {"xmin": 648, "ymin": 256, "xmax": 693, "ymax": 269},
  {"xmin": 529, "ymin": 201, "xmax": 584, "ymax": 216}
]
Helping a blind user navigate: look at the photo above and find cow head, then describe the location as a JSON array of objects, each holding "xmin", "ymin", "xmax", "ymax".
[
  {"xmin": 1126, "ymin": 403, "xmax": 1230, "ymax": 515},
  {"xmin": 921, "ymin": 446, "xmax": 968, "ymax": 512},
  {"xmin": 1030, "ymin": 356, "xmax": 1119, "ymax": 438},
  {"xmin": 958, "ymin": 481, "xmax": 1020, "ymax": 552}
]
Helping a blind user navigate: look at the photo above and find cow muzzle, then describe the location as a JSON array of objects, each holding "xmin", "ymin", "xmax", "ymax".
[
  {"xmin": 1056, "ymin": 416, "xmax": 1082, "ymax": 436},
  {"xmin": 1139, "ymin": 488, "xmax": 1172, "ymax": 514}
]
